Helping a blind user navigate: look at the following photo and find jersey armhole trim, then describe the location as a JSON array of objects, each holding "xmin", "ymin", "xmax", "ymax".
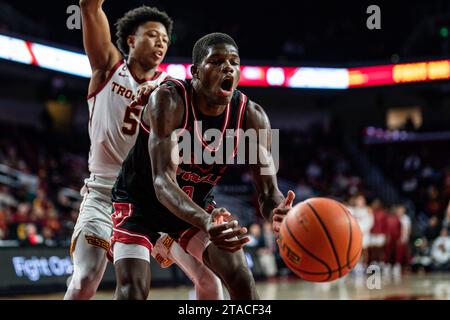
[
  {"xmin": 140, "ymin": 115, "xmax": 151, "ymax": 134},
  {"xmin": 163, "ymin": 79, "xmax": 190, "ymax": 134},
  {"xmin": 230, "ymin": 93, "xmax": 248, "ymax": 158},
  {"xmin": 138, "ymin": 78, "xmax": 183, "ymax": 135},
  {"xmin": 87, "ymin": 60, "xmax": 125, "ymax": 100}
]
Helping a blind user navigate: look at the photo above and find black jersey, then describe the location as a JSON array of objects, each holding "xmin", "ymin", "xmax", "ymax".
[{"xmin": 111, "ymin": 79, "xmax": 249, "ymax": 234}]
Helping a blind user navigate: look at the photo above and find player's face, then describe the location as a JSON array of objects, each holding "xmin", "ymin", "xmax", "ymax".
[
  {"xmin": 197, "ymin": 43, "xmax": 241, "ymax": 105},
  {"xmin": 129, "ymin": 21, "xmax": 169, "ymax": 68}
]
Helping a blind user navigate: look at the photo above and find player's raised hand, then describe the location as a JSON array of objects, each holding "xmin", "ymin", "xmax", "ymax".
[
  {"xmin": 207, "ymin": 208, "xmax": 250, "ymax": 253},
  {"xmin": 130, "ymin": 83, "xmax": 157, "ymax": 108},
  {"xmin": 272, "ymin": 190, "xmax": 295, "ymax": 236}
]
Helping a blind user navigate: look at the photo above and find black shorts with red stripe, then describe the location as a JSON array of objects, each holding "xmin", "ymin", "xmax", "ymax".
[{"xmin": 107, "ymin": 199, "xmax": 216, "ymax": 262}]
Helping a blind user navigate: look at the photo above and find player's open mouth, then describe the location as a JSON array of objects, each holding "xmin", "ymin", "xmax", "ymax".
[
  {"xmin": 153, "ymin": 50, "xmax": 164, "ymax": 59},
  {"xmin": 219, "ymin": 77, "xmax": 234, "ymax": 96}
]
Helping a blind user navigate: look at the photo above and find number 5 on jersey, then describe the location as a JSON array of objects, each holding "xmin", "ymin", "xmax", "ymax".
[{"xmin": 122, "ymin": 107, "xmax": 142, "ymax": 135}]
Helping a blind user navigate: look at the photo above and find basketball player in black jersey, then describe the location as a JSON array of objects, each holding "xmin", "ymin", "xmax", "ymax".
[{"xmin": 111, "ymin": 33, "xmax": 295, "ymax": 300}]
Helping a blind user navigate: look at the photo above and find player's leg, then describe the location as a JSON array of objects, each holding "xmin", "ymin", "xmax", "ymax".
[
  {"xmin": 64, "ymin": 231, "xmax": 108, "ymax": 299},
  {"xmin": 166, "ymin": 237, "xmax": 224, "ymax": 300},
  {"xmin": 151, "ymin": 233, "xmax": 223, "ymax": 299},
  {"xmin": 203, "ymin": 244, "xmax": 258, "ymax": 299},
  {"xmin": 181, "ymin": 229, "xmax": 257, "ymax": 300},
  {"xmin": 113, "ymin": 243, "xmax": 151, "ymax": 300},
  {"xmin": 109, "ymin": 202, "xmax": 155, "ymax": 300},
  {"xmin": 64, "ymin": 182, "xmax": 112, "ymax": 300}
]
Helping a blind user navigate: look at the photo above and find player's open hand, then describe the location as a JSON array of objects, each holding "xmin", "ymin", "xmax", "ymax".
[
  {"xmin": 207, "ymin": 208, "xmax": 250, "ymax": 253},
  {"xmin": 272, "ymin": 190, "xmax": 295, "ymax": 236},
  {"xmin": 130, "ymin": 83, "xmax": 157, "ymax": 108}
]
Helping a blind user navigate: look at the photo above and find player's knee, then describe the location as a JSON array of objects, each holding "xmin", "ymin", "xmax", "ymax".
[
  {"xmin": 79, "ymin": 271, "xmax": 99, "ymax": 289},
  {"xmin": 193, "ymin": 266, "xmax": 220, "ymax": 290},
  {"xmin": 116, "ymin": 275, "xmax": 148, "ymax": 300},
  {"xmin": 71, "ymin": 259, "xmax": 105, "ymax": 293},
  {"xmin": 73, "ymin": 271, "xmax": 100, "ymax": 296},
  {"xmin": 221, "ymin": 263, "xmax": 253, "ymax": 288},
  {"xmin": 117, "ymin": 284, "xmax": 147, "ymax": 300},
  {"xmin": 67, "ymin": 274, "xmax": 96, "ymax": 299},
  {"xmin": 78, "ymin": 279, "xmax": 97, "ymax": 298}
]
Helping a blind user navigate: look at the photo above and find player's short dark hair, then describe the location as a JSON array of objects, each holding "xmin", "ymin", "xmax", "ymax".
[
  {"xmin": 192, "ymin": 33, "xmax": 238, "ymax": 65},
  {"xmin": 115, "ymin": 5, "xmax": 173, "ymax": 55}
]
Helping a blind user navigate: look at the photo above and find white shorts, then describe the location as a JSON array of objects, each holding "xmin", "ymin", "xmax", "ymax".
[
  {"xmin": 151, "ymin": 233, "xmax": 176, "ymax": 268},
  {"xmin": 369, "ymin": 234, "xmax": 386, "ymax": 247},
  {"xmin": 113, "ymin": 230, "xmax": 211, "ymax": 265},
  {"xmin": 362, "ymin": 232, "xmax": 371, "ymax": 249},
  {"xmin": 71, "ymin": 174, "xmax": 115, "ymax": 248},
  {"xmin": 114, "ymin": 242, "xmax": 150, "ymax": 264},
  {"xmin": 183, "ymin": 229, "xmax": 212, "ymax": 263}
]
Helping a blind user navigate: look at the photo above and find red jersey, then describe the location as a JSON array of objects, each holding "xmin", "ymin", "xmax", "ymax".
[{"xmin": 371, "ymin": 209, "xmax": 387, "ymax": 235}]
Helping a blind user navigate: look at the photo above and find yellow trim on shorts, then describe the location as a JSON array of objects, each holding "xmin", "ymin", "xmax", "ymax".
[
  {"xmin": 69, "ymin": 235, "xmax": 78, "ymax": 261},
  {"xmin": 162, "ymin": 235, "xmax": 175, "ymax": 250},
  {"xmin": 84, "ymin": 235, "xmax": 110, "ymax": 251},
  {"xmin": 154, "ymin": 253, "xmax": 174, "ymax": 268}
]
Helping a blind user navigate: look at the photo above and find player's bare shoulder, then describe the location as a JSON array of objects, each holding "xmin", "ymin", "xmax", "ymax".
[
  {"xmin": 246, "ymin": 99, "xmax": 271, "ymax": 131},
  {"xmin": 143, "ymin": 84, "xmax": 185, "ymax": 137}
]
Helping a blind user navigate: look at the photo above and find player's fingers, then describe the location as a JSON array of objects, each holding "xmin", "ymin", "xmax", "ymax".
[
  {"xmin": 211, "ymin": 208, "xmax": 231, "ymax": 220},
  {"xmin": 285, "ymin": 190, "xmax": 295, "ymax": 206},
  {"xmin": 214, "ymin": 215, "xmax": 224, "ymax": 225},
  {"xmin": 129, "ymin": 100, "xmax": 138, "ymax": 109},
  {"xmin": 208, "ymin": 220, "xmax": 237, "ymax": 236},
  {"xmin": 274, "ymin": 207, "xmax": 290, "ymax": 216},
  {"xmin": 135, "ymin": 91, "xmax": 144, "ymax": 104},
  {"xmin": 144, "ymin": 85, "xmax": 155, "ymax": 96},
  {"xmin": 222, "ymin": 236, "xmax": 250, "ymax": 248},
  {"xmin": 215, "ymin": 236, "xmax": 250, "ymax": 252},
  {"xmin": 217, "ymin": 245, "xmax": 243, "ymax": 253},
  {"xmin": 214, "ymin": 226, "xmax": 247, "ymax": 241},
  {"xmin": 273, "ymin": 214, "xmax": 284, "ymax": 222},
  {"xmin": 211, "ymin": 207, "xmax": 226, "ymax": 215},
  {"xmin": 223, "ymin": 233, "xmax": 250, "ymax": 244}
]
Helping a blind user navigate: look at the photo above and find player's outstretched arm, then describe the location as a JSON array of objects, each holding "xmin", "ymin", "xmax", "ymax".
[
  {"xmin": 80, "ymin": 0, "xmax": 122, "ymax": 73},
  {"xmin": 247, "ymin": 101, "xmax": 295, "ymax": 234},
  {"xmin": 145, "ymin": 87, "xmax": 249, "ymax": 252}
]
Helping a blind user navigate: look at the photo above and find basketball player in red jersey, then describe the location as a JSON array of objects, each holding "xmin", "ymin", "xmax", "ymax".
[
  {"xmin": 65, "ymin": 0, "xmax": 223, "ymax": 300},
  {"xmin": 110, "ymin": 33, "xmax": 295, "ymax": 299}
]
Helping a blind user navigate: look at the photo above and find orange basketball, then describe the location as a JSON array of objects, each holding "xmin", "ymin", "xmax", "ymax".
[{"xmin": 278, "ymin": 197, "xmax": 362, "ymax": 282}]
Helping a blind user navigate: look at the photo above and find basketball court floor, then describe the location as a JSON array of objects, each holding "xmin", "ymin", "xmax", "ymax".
[{"xmin": 3, "ymin": 273, "xmax": 450, "ymax": 300}]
